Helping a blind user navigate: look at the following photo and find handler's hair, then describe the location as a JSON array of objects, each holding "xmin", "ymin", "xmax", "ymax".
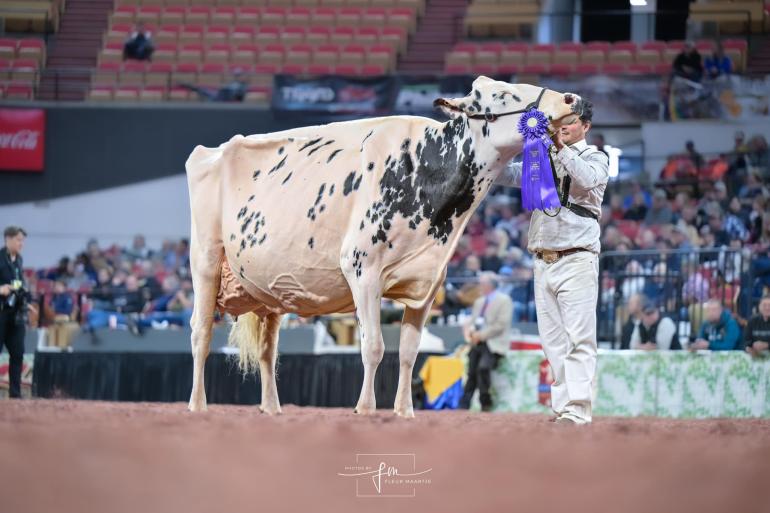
[
  {"xmin": 578, "ymin": 100, "xmax": 594, "ymax": 124},
  {"xmin": 3, "ymin": 226, "xmax": 27, "ymax": 239}
]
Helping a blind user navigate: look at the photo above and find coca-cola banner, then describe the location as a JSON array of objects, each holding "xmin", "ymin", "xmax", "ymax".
[{"xmin": 0, "ymin": 108, "xmax": 46, "ymax": 172}]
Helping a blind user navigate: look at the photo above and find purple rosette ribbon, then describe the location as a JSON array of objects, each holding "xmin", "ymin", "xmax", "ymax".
[{"xmin": 517, "ymin": 109, "xmax": 561, "ymax": 212}]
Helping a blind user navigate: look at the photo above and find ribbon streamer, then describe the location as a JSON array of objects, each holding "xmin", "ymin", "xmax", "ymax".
[{"xmin": 517, "ymin": 109, "xmax": 561, "ymax": 212}]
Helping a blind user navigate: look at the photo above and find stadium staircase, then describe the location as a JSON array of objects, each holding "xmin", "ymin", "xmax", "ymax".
[
  {"xmin": 746, "ymin": 36, "xmax": 770, "ymax": 75},
  {"xmin": 39, "ymin": 0, "xmax": 113, "ymax": 100},
  {"xmin": 398, "ymin": 0, "xmax": 467, "ymax": 74}
]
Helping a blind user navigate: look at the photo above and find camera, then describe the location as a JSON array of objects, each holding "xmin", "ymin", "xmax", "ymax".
[{"xmin": 6, "ymin": 287, "xmax": 31, "ymax": 325}]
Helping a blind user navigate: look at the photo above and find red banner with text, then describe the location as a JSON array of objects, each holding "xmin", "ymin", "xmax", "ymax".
[{"xmin": 0, "ymin": 108, "xmax": 46, "ymax": 172}]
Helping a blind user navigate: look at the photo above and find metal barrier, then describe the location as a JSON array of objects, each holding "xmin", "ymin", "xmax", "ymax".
[{"xmin": 598, "ymin": 248, "xmax": 754, "ymax": 348}]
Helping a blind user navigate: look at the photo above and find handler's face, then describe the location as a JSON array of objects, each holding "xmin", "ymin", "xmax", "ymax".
[{"xmin": 558, "ymin": 114, "xmax": 590, "ymax": 146}]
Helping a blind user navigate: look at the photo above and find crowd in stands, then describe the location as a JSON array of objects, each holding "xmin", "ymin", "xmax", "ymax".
[{"xmin": 28, "ymin": 236, "xmax": 193, "ymax": 342}]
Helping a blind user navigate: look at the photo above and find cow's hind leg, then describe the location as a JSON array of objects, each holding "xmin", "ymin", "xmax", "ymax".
[
  {"xmin": 393, "ymin": 302, "xmax": 432, "ymax": 418},
  {"xmin": 188, "ymin": 244, "xmax": 222, "ymax": 412},
  {"xmin": 258, "ymin": 313, "xmax": 282, "ymax": 415},
  {"xmin": 346, "ymin": 279, "xmax": 384, "ymax": 416}
]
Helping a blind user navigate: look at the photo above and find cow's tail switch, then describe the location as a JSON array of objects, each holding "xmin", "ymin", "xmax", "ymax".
[{"xmin": 228, "ymin": 312, "xmax": 267, "ymax": 374}]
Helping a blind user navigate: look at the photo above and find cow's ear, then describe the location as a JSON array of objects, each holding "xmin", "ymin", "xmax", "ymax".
[{"xmin": 433, "ymin": 97, "xmax": 464, "ymax": 119}]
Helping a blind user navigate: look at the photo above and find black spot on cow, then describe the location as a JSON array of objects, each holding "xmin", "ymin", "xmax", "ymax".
[
  {"xmin": 281, "ymin": 172, "xmax": 293, "ymax": 185},
  {"xmin": 319, "ymin": 205, "xmax": 326, "ymax": 213},
  {"xmin": 268, "ymin": 155, "xmax": 287, "ymax": 174},
  {"xmin": 239, "ymin": 265, "xmax": 244, "ymax": 278},
  {"xmin": 359, "ymin": 221, "xmax": 365, "ymax": 230},
  {"xmin": 367, "ymin": 162, "xmax": 374, "ymax": 172},
  {"xmin": 471, "ymin": 100, "xmax": 481, "ymax": 112},
  {"xmin": 327, "ymin": 149, "xmax": 343, "ymax": 163},
  {"xmin": 299, "ymin": 137, "xmax": 323, "ymax": 152},
  {"xmin": 474, "ymin": 89, "xmax": 481, "ymax": 100},
  {"xmin": 360, "ymin": 130, "xmax": 373, "ymax": 152},
  {"xmin": 400, "ymin": 138, "xmax": 411, "ymax": 152},
  {"xmin": 353, "ymin": 174, "xmax": 362, "ymax": 191},
  {"xmin": 258, "ymin": 234, "xmax": 267, "ymax": 245},
  {"xmin": 365, "ymin": 116, "xmax": 481, "ymax": 246},
  {"xmin": 230, "ymin": 234, "xmax": 236, "ymax": 241},
  {"xmin": 315, "ymin": 184, "xmax": 326, "ymax": 204},
  {"xmin": 237, "ymin": 206, "xmax": 247, "ymax": 220},
  {"xmin": 351, "ymin": 248, "xmax": 368, "ymax": 278},
  {"xmin": 278, "ymin": 146, "xmax": 284, "ymax": 155},
  {"xmin": 252, "ymin": 170, "xmax": 261, "ymax": 180},
  {"xmin": 329, "ymin": 184, "xmax": 335, "ymax": 196},
  {"xmin": 308, "ymin": 237, "xmax": 314, "ymax": 249},
  {"xmin": 459, "ymin": 102, "xmax": 466, "ymax": 109},
  {"xmin": 308, "ymin": 140, "xmax": 334, "ymax": 156},
  {"xmin": 343, "ymin": 172, "xmax": 356, "ymax": 196},
  {"xmin": 248, "ymin": 195, "xmax": 255, "ymax": 202},
  {"xmin": 481, "ymin": 122, "xmax": 489, "ymax": 137},
  {"xmin": 240, "ymin": 212, "xmax": 255, "ymax": 233}
]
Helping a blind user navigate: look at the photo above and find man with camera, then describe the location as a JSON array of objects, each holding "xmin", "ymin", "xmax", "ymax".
[{"xmin": 0, "ymin": 226, "xmax": 29, "ymax": 398}]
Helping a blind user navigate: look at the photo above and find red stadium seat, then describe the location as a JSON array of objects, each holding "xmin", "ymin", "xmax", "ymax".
[
  {"xmin": 444, "ymin": 63, "xmax": 470, "ymax": 74},
  {"xmin": 549, "ymin": 63, "xmax": 573, "ymax": 76},
  {"xmin": 470, "ymin": 63, "xmax": 497, "ymax": 75},
  {"xmin": 333, "ymin": 64, "xmax": 358, "ymax": 75},
  {"xmin": 522, "ymin": 63, "xmax": 547, "ymax": 74},
  {"xmin": 360, "ymin": 64, "xmax": 385, "ymax": 75},
  {"xmin": 628, "ymin": 63, "xmax": 653, "ymax": 74},
  {"xmin": 497, "ymin": 64, "xmax": 519, "ymax": 75},
  {"xmin": 575, "ymin": 63, "xmax": 599, "ymax": 74},
  {"xmin": 307, "ymin": 64, "xmax": 332, "ymax": 75},
  {"xmin": 602, "ymin": 63, "xmax": 626, "ymax": 74}
]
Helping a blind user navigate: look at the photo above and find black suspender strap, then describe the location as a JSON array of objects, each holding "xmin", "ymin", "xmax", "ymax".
[{"xmin": 549, "ymin": 146, "xmax": 599, "ymax": 221}]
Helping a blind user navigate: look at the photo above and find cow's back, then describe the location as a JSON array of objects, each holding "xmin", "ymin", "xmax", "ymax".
[{"xmin": 202, "ymin": 115, "xmax": 443, "ymax": 316}]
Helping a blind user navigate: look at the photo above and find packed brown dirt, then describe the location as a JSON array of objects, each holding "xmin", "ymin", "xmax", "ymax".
[{"xmin": 1, "ymin": 399, "xmax": 768, "ymax": 513}]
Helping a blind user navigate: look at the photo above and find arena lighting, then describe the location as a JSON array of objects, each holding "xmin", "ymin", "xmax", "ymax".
[{"xmin": 630, "ymin": 0, "xmax": 647, "ymax": 5}]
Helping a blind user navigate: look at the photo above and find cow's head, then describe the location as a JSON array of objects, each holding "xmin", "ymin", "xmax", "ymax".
[{"xmin": 434, "ymin": 76, "xmax": 582, "ymax": 159}]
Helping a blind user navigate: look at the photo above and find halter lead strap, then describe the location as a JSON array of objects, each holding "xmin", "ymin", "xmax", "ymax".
[{"xmin": 466, "ymin": 87, "xmax": 548, "ymax": 122}]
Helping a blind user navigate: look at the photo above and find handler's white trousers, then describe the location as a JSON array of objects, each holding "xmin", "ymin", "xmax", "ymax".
[{"xmin": 533, "ymin": 251, "xmax": 599, "ymax": 424}]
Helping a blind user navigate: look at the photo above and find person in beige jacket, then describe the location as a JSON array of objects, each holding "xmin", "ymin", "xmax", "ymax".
[{"xmin": 459, "ymin": 272, "xmax": 514, "ymax": 411}]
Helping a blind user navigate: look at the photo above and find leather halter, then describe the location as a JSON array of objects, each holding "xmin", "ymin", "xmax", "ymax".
[{"xmin": 465, "ymin": 87, "xmax": 548, "ymax": 123}]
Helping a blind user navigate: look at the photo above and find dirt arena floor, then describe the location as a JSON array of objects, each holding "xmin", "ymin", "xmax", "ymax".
[{"xmin": 1, "ymin": 400, "xmax": 769, "ymax": 513}]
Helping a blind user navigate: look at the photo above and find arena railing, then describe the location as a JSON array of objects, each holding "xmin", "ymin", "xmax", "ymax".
[{"xmin": 598, "ymin": 247, "xmax": 756, "ymax": 348}]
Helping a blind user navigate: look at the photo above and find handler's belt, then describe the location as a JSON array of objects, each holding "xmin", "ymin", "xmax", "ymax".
[{"xmin": 535, "ymin": 247, "xmax": 590, "ymax": 264}]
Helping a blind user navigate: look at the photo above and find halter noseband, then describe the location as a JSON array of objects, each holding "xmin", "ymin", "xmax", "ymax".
[{"xmin": 466, "ymin": 87, "xmax": 548, "ymax": 123}]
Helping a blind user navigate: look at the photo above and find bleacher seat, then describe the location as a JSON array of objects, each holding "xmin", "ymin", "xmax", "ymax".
[{"xmin": 442, "ymin": 38, "xmax": 749, "ymax": 77}]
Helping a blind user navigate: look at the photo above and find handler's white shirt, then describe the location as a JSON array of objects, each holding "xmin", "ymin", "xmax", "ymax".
[{"xmin": 495, "ymin": 139, "xmax": 609, "ymax": 254}]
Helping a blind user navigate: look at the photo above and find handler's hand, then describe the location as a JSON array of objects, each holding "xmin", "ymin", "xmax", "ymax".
[
  {"xmin": 550, "ymin": 130, "xmax": 565, "ymax": 151},
  {"xmin": 639, "ymin": 342, "xmax": 657, "ymax": 351},
  {"xmin": 690, "ymin": 339, "xmax": 709, "ymax": 351},
  {"xmin": 0, "ymin": 284, "xmax": 11, "ymax": 296}
]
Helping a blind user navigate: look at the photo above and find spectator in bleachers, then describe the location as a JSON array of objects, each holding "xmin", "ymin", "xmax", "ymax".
[
  {"xmin": 748, "ymin": 136, "xmax": 770, "ymax": 179},
  {"xmin": 706, "ymin": 209, "xmax": 730, "ymax": 247},
  {"xmin": 590, "ymin": 133, "xmax": 608, "ymax": 157},
  {"xmin": 180, "ymin": 71, "xmax": 248, "ymax": 103},
  {"xmin": 644, "ymin": 189, "xmax": 674, "ymax": 226},
  {"xmin": 724, "ymin": 197, "xmax": 750, "ymax": 242},
  {"xmin": 642, "ymin": 262, "xmax": 675, "ymax": 309},
  {"xmin": 619, "ymin": 293, "xmax": 645, "ymax": 349},
  {"xmin": 623, "ymin": 191, "xmax": 648, "ymax": 221},
  {"xmin": 125, "ymin": 234, "xmax": 151, "ymax": 261},
  {"xmin": 738, "ymin": 171, "xmax": 765, "ymax": 201},
  {"xmin": 691, "ymin": 299, "xmax": 741, "ymax": 350},
  {"xmin": 621, "ymin": 260, "xmax": 646, "ymax": 302},
  {"xmin": 673, "ymin": 42, "xmax": 703, "ymax": 82},
  {"xmin": 636, "ymin": 301, "xmax": 681, "ymax": 350},
  {"xmin": 745, "ymin": 295, "xmax": 770, "ymax": 358},
  {"xmin": 704, "ymin": 41, "xmax": 732, "ymax": 79},
  {"xmin": 45, "ymin": 279, "xmax": 78, "ymax": 348},
  {"xmin": 685, "ymin": 140, "xmax": 705, "ymax": 171},
  {"xmin": 622, "ymin": 182, "xmax": 651, "ymax": 210},
  {"xmin": 123, "ymin": 22, "xmax": 154, "ymax": 62}
]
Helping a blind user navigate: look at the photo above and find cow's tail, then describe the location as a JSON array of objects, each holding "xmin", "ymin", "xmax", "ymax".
[{"xmin": 228, "ymin": 312, "xmax": 267, "ymax": 374}]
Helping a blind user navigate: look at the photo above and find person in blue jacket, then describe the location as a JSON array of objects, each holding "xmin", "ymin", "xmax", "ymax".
[{"xmin": 691, "ymin": 299, "xmax": 741, "ymax": 351}]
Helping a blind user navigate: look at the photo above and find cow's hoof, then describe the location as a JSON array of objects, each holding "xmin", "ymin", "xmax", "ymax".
[
  {"xmin": 353, "ymin": 406, "xmax": 377, "ymax": 415},
  {"xmin": 188, "ymin": 399, "xmax": 208, "ymax": 412},
  {"xmin": 394, "ymin": 407, "xmax": 415, "ymax": 419},
  {"xmin": 259, "ymin": 404, "xmax": 282, "ymax": 415}
]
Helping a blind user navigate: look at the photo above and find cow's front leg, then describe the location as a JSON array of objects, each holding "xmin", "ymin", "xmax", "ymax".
[
  {"xmin": 394, "ymin": 302, "xmax": 432, "ymax": 418},
  {"xmin": 347, "ymin": 280, "xmax": 384, "ymax": 416}
]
